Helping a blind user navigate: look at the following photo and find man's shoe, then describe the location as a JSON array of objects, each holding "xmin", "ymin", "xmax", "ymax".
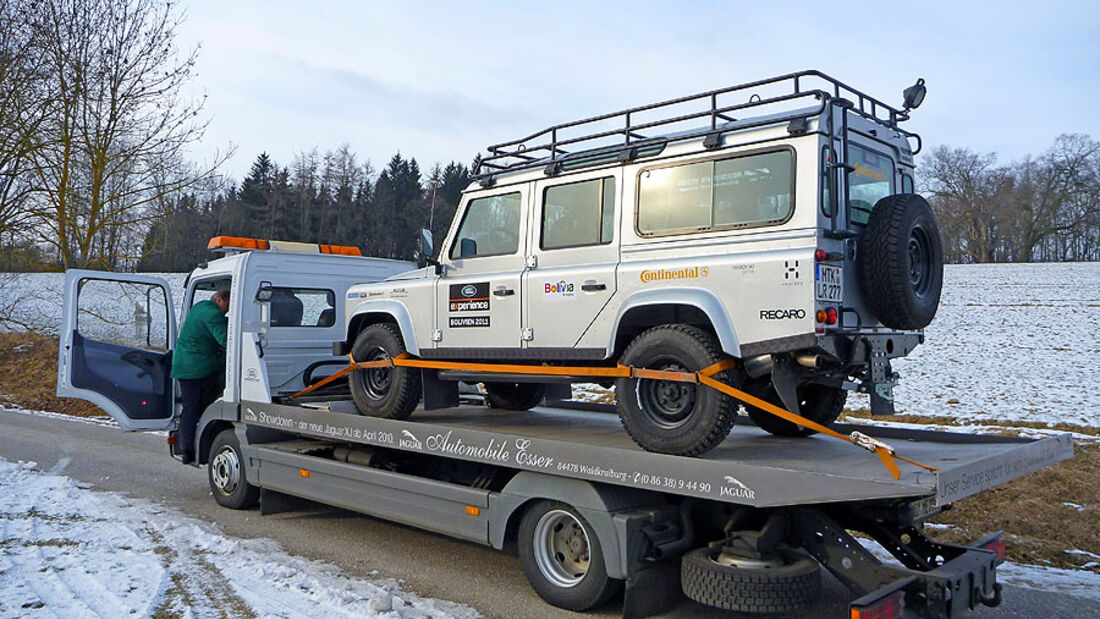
[{"xmin": 181, "ymin": 452, "xmax": 195, "ymax": 465}]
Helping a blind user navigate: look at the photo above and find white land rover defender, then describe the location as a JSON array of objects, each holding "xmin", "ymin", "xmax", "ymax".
[{"xmin": 338, "ymin": 71, "xmax": 943, "ymax": 457}]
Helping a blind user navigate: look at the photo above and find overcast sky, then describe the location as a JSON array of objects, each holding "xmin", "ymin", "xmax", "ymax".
[{"xmin": 175, "ymin": 0, "xmax": 1100, "ymax": 181}]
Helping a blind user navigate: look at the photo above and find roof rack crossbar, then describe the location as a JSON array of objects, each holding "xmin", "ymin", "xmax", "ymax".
[{"xmin": 474, "ymin": 71, "xmax": 915, "ymax": 178}]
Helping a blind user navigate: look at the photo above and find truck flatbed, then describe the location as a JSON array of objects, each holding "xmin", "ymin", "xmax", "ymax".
[{"xmin": 242, "ymin": 399, "xmax": 1074, "ymax": 509}]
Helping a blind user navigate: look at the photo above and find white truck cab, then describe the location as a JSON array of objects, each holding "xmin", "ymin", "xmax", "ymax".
[{"xmin": 57, "ymin": 237, "xmax": 411, "ymax": 447}]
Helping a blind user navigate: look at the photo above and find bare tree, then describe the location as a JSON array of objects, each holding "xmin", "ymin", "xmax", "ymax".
[
  {"xmin": 922, "ymin": 146, "xmax": 1014, "ymax": 263},
  {"xmin": 23, "ymin": 0, "xmax": 229, "ymax": 270}
]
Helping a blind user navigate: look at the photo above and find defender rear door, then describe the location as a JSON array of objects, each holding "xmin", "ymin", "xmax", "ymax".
[{"xmin": 57, "ymin": 270, "xmax": 177, "ymax": 431}]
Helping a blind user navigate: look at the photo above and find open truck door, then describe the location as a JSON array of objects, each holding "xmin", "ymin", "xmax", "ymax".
[{"xmin": 57, "ymin": 270, "xmax": 177, "ymax": 431}]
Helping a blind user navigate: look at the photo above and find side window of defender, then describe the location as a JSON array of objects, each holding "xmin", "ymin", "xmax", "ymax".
[
  {"xmin": 450, "ymin": 192, "xmax": 522, "ymax": 259},
  {"xmin": 637, "ymin": 149, "xmax": 793, "ymax": 235},
  {"xmin": 541, "ymin": 177, "xmax": 615, "ymax": 250}
]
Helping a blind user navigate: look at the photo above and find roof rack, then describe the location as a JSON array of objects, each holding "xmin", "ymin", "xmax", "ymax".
[{"xmin": 474, "ymin": 70, "xmax": 920, "ymax": 180}]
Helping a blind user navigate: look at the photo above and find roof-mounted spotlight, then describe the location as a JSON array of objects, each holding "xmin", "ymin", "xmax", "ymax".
[{"xmin": 902, "ymin": 78, "xmax": 927, "ymax": 112}]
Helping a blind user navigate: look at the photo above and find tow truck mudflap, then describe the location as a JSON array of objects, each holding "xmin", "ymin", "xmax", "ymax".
[{"xmin": 851, "ymin": 532, "xmax": 1004, "ymax": 618}]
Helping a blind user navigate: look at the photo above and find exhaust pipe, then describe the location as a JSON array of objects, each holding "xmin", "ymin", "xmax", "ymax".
[
  {"xmin": 794, "ymin": 354, "xmax": 824, "ymax": 369},
  {"xmin": 743, "ymin": 354, "xmax": 774, "ymax": 379}
]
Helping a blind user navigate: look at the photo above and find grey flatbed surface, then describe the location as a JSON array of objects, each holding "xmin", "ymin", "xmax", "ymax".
[{"xmin": 244, "ymin": 400, "xmax": 1073, "ymax": 508}]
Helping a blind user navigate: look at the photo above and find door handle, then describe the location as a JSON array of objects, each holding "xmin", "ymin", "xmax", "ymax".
[
  {"xmin": 493, "ymin": 288, "xmax": 515, "ymax": 297},
  {"xmin": 581, "ymin": 283, "xmax": 607, "ymax": 292}
]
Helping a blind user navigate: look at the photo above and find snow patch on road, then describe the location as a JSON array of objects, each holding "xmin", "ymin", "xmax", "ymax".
[{"xmin": 0, "ymin": 457, "xmax": 479, "ymax": 618}]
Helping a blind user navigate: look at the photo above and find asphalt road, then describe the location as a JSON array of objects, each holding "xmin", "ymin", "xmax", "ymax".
[{"xmin": 2, "ymin": 409, "xmax": 1097, "ymax": 619}]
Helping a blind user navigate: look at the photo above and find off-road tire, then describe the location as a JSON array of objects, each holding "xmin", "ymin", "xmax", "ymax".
[
  {"xmin": 617, "ymin": 325, "xmax": 739, "ymax": 456},
  {"xmin": 859, "ymin": 193, "xmax": 944, "ymax": 329},
  {"xmin": 517, "ymin": 501, "xmax": 621, "ymax": 611},
  {"xmin": 681, "ymin": 546, "xmax": 821, "ymax": 613},
  {"xmin": 484, "ymin": 382, "xmax": 546, "ymax": 410},
  {"xmin": 349, "ymin": 323, "xmax": 421, "ymax": 419},
  {"xmin": 744, "ymin": 382, "xmax": 847, "ymax": 437},
  {"xmin": 208, "ymin": 429, "xmax": 260, "ymax": 510}
]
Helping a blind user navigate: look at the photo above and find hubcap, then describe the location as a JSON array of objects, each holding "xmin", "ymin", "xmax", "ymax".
[
  {"xmin": 636, "ymin": 359, "xmax": 697, "ymax": 428},
  {"xmin": 359, "ymin": 345, "xmax": 392, "ymax": 399},
  {"xmin": 211, "ymin": 445, "xmax": 241, "ymax": 496},
  {"xmin": 908, "ymin": 227, "xmax": 933, "ymax": 297},
  {"xmin": 533, "ymin": 509, "xmax": 590, "ymax": 588}
]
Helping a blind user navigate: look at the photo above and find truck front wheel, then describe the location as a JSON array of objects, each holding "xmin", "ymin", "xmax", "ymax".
[
  {"xmin": 349, "ymin": 323, "xmax": 421, "ymax": 419},
  {"xmin": 617, "ymin": 325, "xmax": 739, "ymax": 456},
  {"xmin": 517, "ymin": 501, "xmax": 621, "ymax": 611},
  {"xmin": 208, "ymin": 429, "xmax": 260, "ymax": 509}
]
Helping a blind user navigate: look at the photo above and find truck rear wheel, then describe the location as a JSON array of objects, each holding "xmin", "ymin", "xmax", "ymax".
[
  {"xmin": 208, "ymin": 429, "xmax": 260, "ymax": 509},
  {"xmin": 617, "ymin": 325, "xmax": 738, "ymax": 456},
  {"xmin": 517, "ymin": 501, "xmax": 621, "ymax": 611},
  {"xmin": 484, "ymin": 382, "xmax": 546, "ymax": 410},
  {"xmin": 349, "ymin": 323, "xmax": 421, "ymax": 419},
  {"xmin": 681, "ymin": 546, "xmax": 820, "ymax": 612},
  {"xmin": 744, "ymin": 383, "xmax": 847, "ymax": 437}
]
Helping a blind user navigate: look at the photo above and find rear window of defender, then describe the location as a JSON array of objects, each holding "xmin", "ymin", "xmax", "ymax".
[
  {"xmin": 636, "ymin": 149, "xmax": 793, "ymax": 236},
  {"xmin": 848, "ymin": 144, "xmax": 895, "ymax": 225}
]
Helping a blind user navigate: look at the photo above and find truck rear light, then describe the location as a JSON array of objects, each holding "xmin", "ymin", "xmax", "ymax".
[
  {"xmin": 850, "ymin": 590, "xmax": 902, "ymax": 619},
  {"xmin": 981, "ymin": 536, "xmax": 1006, "ymax": 560}
]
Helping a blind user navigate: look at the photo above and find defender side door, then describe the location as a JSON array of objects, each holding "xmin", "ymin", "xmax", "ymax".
[
  {"xmin": 525, "ymin": 169, "xmax": 620, "ymax": 352},
  {"xmin": 57, "ymin": 270, "xmax": 177, "ymax": 431},
  {"xmin": 435, "ymin": 186, "xmax": 529, "ymax": 351}
]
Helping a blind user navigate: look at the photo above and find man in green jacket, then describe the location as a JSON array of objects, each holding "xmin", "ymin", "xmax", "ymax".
[{"xmin": 172, "ymin": 289, "xmax": 229, "ymax": 464}]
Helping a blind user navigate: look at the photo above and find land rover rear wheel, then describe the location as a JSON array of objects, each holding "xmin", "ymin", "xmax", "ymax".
[
  {"xmin": 349, "ymin": 323, "xmax": 421, "ymax": 419},
  {"xmin": 616, "ymin": 324, "xmax": 739, "ymax": 456}
]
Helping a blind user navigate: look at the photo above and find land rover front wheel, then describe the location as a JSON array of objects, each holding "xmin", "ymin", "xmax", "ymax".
[
  {"xmin": 617, "ymin": 325, "xmax": 739, "ymax": 456},
  {"xmin": 349, "ymin": 323, "xmax": 421, "ymax": 419}
]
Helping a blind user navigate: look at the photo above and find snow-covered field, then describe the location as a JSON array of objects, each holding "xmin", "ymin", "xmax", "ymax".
[
  {"xmin": 0, "ymin": 453, "xmax": 477, "ymax": 618},
  {"xmin": 2, "ymin": 262, "xmax": 1098, "ymax": 425}
]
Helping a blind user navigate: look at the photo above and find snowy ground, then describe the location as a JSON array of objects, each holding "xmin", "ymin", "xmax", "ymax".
[{"xmin": 0, "ymin": 453, "xmax": 478, "ymax": 618}]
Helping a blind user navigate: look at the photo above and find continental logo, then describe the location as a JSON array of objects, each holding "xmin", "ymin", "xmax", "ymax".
[{"xmin": 640, "ymin": 266, "xmax": 710, "ymax": 283}]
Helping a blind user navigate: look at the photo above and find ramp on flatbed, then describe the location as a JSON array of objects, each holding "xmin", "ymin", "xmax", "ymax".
[{"xmin": 241, "ymin": 400, "xmax": 1073, "ymax": 508}]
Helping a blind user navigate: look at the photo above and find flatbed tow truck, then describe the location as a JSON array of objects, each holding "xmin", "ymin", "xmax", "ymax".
[
  {"xmin": 57, "ymin": 73, "xmax": 1075, "ymax": 617},
  {"xmin": 57, "ymin": 241, "xmax": 1072, "ymax": 618}
]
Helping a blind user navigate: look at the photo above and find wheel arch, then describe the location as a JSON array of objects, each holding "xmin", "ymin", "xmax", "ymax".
[
  {"xmin": 490, "ymin": 472, "xmax": 654, "ymax": 580},
  {"xmin": 609, "ymin": 288, "xmax": 741, "ymax": 358},
  {"xmin": 345, "ymin": 300, "xmax": 419, "ymax": 355}
]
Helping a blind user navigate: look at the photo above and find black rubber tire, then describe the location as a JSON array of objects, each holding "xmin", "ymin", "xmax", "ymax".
[
  {"xmin": 859, "ymin": 193, "xmax": 944, "ymax": 329},
  {"xmin": 208, "ymin": 429, "xmax": 260, "ymax": 510},
  {"xmin": 681, "ymin": 546, "xmax": 821, "ymax": 613},
  {"xmin": 484, "ymin": 382, "xmax": 546, "ymax": 410},
  {"xmin": 616, "ymin": 325, "xmax": 739, "ymax": 456},
  {"xmin": 517, "ymin": 500, "xmax": 621, "ymax": 611},
  {"xmin": 744, "ymin": 382, "xmax": 847, "ymax": 437},
  {"xmin": 349, "ymin": 323, "xmax": 421, "ymax": 419}
]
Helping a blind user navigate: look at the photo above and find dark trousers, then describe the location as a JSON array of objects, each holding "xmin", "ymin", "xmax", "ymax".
[{"xmin": 178, "ymin": 375, "xmax": 222, "ymax": 456}]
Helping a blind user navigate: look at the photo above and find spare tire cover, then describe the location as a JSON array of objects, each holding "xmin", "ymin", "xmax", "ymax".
[{"xmin": 858, "ymin": 194, "xmax": 944, "ymax": 329}]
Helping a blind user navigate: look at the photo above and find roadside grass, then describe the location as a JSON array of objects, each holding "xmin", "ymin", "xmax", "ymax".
[
  {"xmin": 0, "ymin": 332, "xmax": 100, "ymax": 417},
  {"xmin": 4, "ymin": 331, "xmax": 1096, "ymax": 574}
]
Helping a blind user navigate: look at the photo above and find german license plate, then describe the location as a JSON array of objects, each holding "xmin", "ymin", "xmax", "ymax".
[{"xmin": 815, "ymin": 265, "xmax": 842, "ymax": 302}]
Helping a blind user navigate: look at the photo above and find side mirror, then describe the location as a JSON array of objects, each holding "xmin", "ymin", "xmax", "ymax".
[
  {"xmin": 255, "ymin": 281, "xmax": 274, "ymax": 302},
  {"xmin": 902, "ymin": 78, "xmax": 926, "ymax": 111},
  {"xmin": 459, "ymin": 238, "xmax": 477, "ymax": 258},
  {"xmin": 415, "ymin": 228, "xmax": 434, "ymax": 268}
]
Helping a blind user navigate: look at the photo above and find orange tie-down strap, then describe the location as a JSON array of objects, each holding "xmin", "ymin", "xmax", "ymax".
[{"xmin": 288, "ymin": 354, "xmax": 936, "ymax": 479}]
